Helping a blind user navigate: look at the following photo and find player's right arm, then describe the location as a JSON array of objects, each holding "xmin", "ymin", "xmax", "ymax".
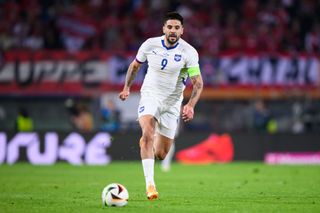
[
  {"xmin": 119, "ymin": 59, "xmax": 142, "ymax": 101},
  {"xmin": 119, "ymin": 39, "xmax": 149, "ymax": 101}
]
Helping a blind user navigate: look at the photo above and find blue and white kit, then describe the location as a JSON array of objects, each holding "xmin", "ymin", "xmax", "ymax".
[{"xmin": 136, "ymin": 35, "xmax": 201, "ymax": 139}]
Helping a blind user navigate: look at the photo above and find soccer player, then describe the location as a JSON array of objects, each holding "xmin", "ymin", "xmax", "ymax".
[{"xmin": 119, "ymin": 12, "xmax": 203, "ymax": 200}]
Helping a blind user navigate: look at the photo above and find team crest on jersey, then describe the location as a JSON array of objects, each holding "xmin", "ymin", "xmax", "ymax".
[{"xmin": 174, "ymin": 54, "xmax": 182, "ymax": 62}]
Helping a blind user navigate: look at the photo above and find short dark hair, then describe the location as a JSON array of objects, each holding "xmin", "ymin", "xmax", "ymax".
[{"xmin": 164, "ymin": 12, "xmax": 184, "ymax": 25}]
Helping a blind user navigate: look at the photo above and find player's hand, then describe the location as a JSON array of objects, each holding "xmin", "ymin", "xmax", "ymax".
[
  {"xmin": 182, "ymin": 104, "xmax": 194, "ymax": 122},
  {"xmin": 119, "ymin": 89, "xmax": 130, "ymax": 101}
]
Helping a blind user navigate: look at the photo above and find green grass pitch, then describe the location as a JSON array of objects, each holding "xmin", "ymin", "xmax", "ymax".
[{"xmin": 0, "ymin": 162, "xmax": 319, "ymax": 213}]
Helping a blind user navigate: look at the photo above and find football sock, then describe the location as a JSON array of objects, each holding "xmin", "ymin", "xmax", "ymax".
[
  {"xmin": 142, "ymin": 159, "xmax": 155, "ymax": 189},
  {"xmin": 161, "ymin": 143, "xmax": 175, "ymax": 171}
]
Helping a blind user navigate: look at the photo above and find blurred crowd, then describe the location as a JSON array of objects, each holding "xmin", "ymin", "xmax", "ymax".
[{"xmin": 1, "ymin": 0, "xmax": 320, "ymax": 54}]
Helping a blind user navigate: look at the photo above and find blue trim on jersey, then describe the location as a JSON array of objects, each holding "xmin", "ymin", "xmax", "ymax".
[{"xmin": 161, "ymin": 39, "xmax": 179, "ymax": 50}]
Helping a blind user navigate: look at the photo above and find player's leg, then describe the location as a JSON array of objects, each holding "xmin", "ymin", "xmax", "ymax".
[
  {"xmin": 154, "ymin": 106, "xmax": 178, "ymax": 161},
  {"xmin": 161, "ymin": 142, "xmax": 175, "ymax": 172},
  {"xmin": 154, "ymin": 133, "xmax": 174, "ymax": 160},
  {"xmin": 138, "ymin": 115, "xmax": 158, "ymax": 200},
  {"xmin": 156, "ymin": 107, "xmax": 180, "ymax": 171},
  {"xmin": 160, "ymin": 122, "xmax": 179, "ymax": 172},
  {"xmin": 139, "ymin": 114, "xmax": 156, "ymax": 159}
]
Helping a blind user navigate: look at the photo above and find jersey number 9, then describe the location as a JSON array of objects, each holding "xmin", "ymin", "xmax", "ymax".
[{"xmin": 161, "ymin": 58, "xmax": 168, "ymax": 70}]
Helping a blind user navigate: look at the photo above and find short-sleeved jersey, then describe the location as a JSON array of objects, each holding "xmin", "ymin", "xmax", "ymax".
[{"xmin": 136, "ymin": 35, "xmax": 200, "ymax": 106}]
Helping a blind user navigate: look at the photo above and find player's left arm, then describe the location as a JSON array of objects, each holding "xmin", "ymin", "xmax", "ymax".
[
  {"xmin": 182, "ymin": 72, "xmax": 203, "ymax": 122},
  {"xmin": 182, "ymin": 47, "xmax": 203, "ymax": 122},
  {"xmin": 188, "ymin": 74, "xmax": 203, "ymax": 108}
]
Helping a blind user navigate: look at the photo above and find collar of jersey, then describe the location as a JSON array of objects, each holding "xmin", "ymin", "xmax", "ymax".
[{"xmin": 161, "ymin": 39, "xmax": 179, "ymax": 50}]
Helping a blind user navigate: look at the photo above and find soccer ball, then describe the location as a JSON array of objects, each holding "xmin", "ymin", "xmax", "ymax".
[{"xmin": 101, "ymin": 183, "xmax": 129, "ymax": 207}]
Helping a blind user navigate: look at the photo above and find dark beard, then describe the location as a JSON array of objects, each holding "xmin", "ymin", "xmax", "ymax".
[{"xmin": 166, "ymin": 35, "xmax": 178, "ymax": 45}]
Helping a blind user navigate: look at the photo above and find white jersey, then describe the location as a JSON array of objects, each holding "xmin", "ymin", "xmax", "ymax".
[{"xmin": 136, "ymin": 35, "xmax": 199, "ymax": 107}]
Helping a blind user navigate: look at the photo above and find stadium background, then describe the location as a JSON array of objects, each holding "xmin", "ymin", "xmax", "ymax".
[{"xmin": 0, "ymin": 0, "xmax": 320, "ymax": 164}]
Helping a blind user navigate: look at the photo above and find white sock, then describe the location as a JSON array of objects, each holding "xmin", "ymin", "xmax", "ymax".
[
  {"xmin": 161, "ymin": 143, "xmax": 175, "ymax": 172},
  {"xmin": 142, "ymin": 159, "xmax": 155, "ymax": 189}
]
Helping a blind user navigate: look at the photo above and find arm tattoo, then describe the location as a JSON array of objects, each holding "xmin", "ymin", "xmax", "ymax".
[
  {"xmin": 124, "ymin": 63, "xmax": 140, "ymax": 88},
  {"xmin": 188, "ymin": 75, "xmax": 203, "ymax": 107}
]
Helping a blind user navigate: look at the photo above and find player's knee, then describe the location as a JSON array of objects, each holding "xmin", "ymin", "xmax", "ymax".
[
  {"xmin": 141, "ymin": 134, "xmax": 152, "ymax": 146},
  {"xmin": 141, "ymin": 127, "xmax": 154, "ymax": 143},
  {"xmin": 139, "ymin": 137, "xmax": 153, "ymax": 151}
]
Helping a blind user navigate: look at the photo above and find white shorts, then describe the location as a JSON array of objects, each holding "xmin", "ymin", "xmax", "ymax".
[{"xmin": 138, "ymin": 96, "xmax": 180, "ymax": 139}]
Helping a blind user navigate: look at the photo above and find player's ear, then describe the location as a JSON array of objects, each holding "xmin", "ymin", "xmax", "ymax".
[{"xmin": 181, "ymin": 26, "xmax": 184, "ymax": 35}]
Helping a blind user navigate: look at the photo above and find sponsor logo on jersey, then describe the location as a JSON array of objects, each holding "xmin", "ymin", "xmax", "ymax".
[{"xmin": 174, "ymin": 54, "xmax": 182, "ymax": 62}]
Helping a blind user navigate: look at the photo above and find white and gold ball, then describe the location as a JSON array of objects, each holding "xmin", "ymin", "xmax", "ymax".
[{"xmin": 102, "ymin": 183, "xmax": 129, "ymax": 207}]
